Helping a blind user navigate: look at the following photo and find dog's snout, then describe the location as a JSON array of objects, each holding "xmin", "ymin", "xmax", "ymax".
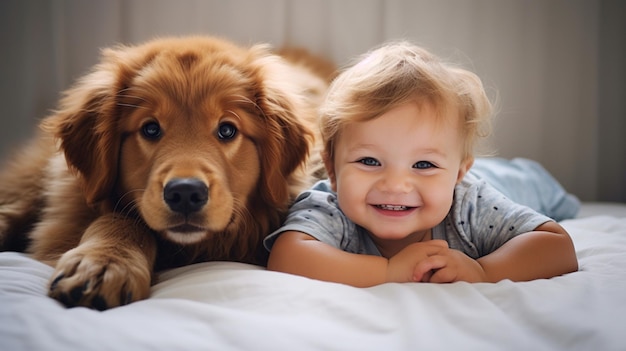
[{"xmin": 164, "ymin": 178, "xmax": 208, "ymax": 214}]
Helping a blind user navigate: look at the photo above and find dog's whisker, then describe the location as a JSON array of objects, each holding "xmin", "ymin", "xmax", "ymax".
[
  {"xmin": 113, "ymin": 189, "xmax": 144, "ymax": 215},
  {"xmin": 116, "ymin": 102, "xmax": 149, "ymax": 110},
  {"xmin": 231, "ymin": 198, "xmax": 252, "ymax": 232},
  {"xmin": 231, "ymin": 95, "xmax": 263, "ymax": 113},
  {"xmin": 116, "ymin": 89, "xmax": 150, "ymax": 110},
  {"xmin": 224, "ymin": 109, "xmax": 243, "ymax": 121},
  {"xmin": 117, "ymin": 89, "xmax": 149, "ymax": 101},
  {"xmin": 118, "ymin": 201, "xmax": 139, "ymax": 218},
  {"xmin": 107, "ymin": 202, "xmax": 137, "ymax": 225},
  {"xmin": 130, "ymin": 211, "xmax": 146, "ymax": 231}
]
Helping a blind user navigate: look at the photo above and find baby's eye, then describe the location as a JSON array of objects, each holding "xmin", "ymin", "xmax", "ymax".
[
  {"xmin": 414, "ymin": 161, "xmax": 435, "ymax": 169},
  {"xmin": 357, "ymin": 157, "xmax": 380, "ymax": 167}
]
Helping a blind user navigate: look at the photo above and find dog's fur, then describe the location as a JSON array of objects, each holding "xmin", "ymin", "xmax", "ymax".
[{"xmin": 0, "ymin": 36, "xmax": 332, "ymax": 310}]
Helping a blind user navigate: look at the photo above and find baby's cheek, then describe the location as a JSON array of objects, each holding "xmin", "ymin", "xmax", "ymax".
[{"xmin": 424, "ymin": 189, "xmax": 455, "ymax": 219}]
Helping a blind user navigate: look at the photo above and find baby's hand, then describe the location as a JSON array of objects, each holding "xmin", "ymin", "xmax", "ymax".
[
  {"xmin": 385, "ymin": 240, "xmax": 448, "ymax": 283},
  {"xmin": 412, "ymin": 248, "xmax": 487, "ymax": 283}
]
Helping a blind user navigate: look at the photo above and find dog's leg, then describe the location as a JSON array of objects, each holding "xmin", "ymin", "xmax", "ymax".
[
  {"xmin": 26, "ymin": 154, "xmax": 101, "ymax": 265},
  {"xmin": 46, "ymin": 214, "xmax": 157, "ymax": 310},
  {"xmin": 0, "ymin": 135, "xmax": 55, "ymax": 251}
]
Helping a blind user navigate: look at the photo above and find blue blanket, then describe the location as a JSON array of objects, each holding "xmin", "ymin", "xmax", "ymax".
[{"xmin": 470, "ymin": 158, "xmax": 580, "ymax": 221}]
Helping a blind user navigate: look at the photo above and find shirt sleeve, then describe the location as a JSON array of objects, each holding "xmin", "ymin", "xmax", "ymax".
[
  {"xmin": 448, "ymin": 175, "xmax": 553, "ymax": 258},
  {"xmin": 263, "ymin": 188, "xmax": 354, "ymax": 252}
]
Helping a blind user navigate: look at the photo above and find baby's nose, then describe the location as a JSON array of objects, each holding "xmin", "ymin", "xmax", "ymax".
[{"xmin": 378, "ymin": 169, "xmax": 413, "ymax": 194}]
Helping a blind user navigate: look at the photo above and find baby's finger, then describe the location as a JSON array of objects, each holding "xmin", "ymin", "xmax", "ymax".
[
  {"xmin": 419, "ymin": 270, "xmax": 433, "ymax": 283},
  {"xmin": 413, "ymin": 255, "xmax": 447, "ymax": 282},
  {"xmin": 406, "ymin": 241, "xmax": 447, "ymax": 259},
  {"xmin": 428, "ymin": 239, "xmax": 449, "ymax": 249},
  {"xmin": 429, "ymin": 267, "xmax": 458, "ymax": 283}
]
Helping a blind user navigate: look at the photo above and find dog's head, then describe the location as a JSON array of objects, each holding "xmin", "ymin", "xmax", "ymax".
[{"xmin": 41, "ymin": 36, "xmax": 320, "ymax": 264}]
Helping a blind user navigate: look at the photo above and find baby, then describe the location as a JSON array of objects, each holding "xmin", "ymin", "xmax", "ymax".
[{"xmin": 264, "ymin": 41, "xmax": 578, "ymax": 287}]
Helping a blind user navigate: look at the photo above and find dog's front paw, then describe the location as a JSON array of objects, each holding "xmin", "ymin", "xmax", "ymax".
[{"xmin": 48, "ymin": 246, "xmax": 152, "ymax": 310}]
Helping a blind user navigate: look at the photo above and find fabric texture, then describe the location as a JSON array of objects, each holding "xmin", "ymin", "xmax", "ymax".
[{"xmin": 1, "ymin": 213, "xmax": 625, "ymax": 351}]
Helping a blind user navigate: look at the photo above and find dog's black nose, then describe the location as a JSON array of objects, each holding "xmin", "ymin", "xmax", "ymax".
[{"xmin": 163, "ymin": 178, "xmax": 208, "ymax": 214}]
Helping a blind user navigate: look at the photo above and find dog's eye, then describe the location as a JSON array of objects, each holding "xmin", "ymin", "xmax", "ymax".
[
  {"xmin": 217, "ymin": 122, "xmax": 237, "ymax": 140},
  {"xmin": 141, "ymin": 121, "xmax": 162, "ymax": 140}
]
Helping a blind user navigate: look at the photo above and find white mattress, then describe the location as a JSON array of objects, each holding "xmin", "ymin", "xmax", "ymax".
[{"xmin": 1, "ymin": 203, "xmax": 625, "ymax": 351}]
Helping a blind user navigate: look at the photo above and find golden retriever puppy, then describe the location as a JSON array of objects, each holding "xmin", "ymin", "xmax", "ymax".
[{"xmin": 0, "ymin": 36, "xmax": 331, "ymax": 310}]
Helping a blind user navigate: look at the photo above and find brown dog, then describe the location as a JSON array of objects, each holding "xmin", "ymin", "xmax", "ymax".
[{"xmin": 0, "ymin": 36, "xmax": 332, "ymax": 310}]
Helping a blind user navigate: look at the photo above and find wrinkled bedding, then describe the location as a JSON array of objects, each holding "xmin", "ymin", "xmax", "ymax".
[{"xmin": 1, "ymin": 203, "xmax": 625, "ymax": 350}]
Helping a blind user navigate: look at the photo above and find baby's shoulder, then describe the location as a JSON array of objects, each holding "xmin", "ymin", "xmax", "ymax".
[{"xmin": 293, "ymin": 180, "xmax": 338, "ymax": 209}]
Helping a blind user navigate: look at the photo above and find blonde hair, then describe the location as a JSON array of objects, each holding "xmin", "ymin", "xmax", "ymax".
[{"xmin": 320, "ymin": 41, "xmax": 492, "ymax": 162}]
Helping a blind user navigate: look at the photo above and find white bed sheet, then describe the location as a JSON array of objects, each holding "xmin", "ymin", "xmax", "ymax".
[{"xmin": 1, "ymin": 205, "xmax": 625, "ymax": 351}]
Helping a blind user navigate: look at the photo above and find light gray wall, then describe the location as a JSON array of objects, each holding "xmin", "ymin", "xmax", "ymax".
[
  {"xmin": 0, "ymin": 0, "xmax": 624, "ymax": 202},
  {"xmin": 598, "ymin": 0, "xmax": 626, "ymax": 202}
]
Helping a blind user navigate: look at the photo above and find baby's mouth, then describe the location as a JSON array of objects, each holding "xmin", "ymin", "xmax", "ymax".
[{"xmin": 376, "ymin": 204, "xmax": 411, "ymax": 211}]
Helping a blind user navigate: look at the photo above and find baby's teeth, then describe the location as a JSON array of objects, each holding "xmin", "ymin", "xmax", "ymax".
[{"xmin": 380, "ymin": 205, "xmax": 407, "ymax": 211}]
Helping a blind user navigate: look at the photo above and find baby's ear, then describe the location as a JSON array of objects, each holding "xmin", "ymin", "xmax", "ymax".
[
  {"xmin": 322, "ymin": 152, "xmax": 338, "ymax": 192},
  {"xmin": 457, "ymin": 156, "xmax": 474, "ymax": 183}
]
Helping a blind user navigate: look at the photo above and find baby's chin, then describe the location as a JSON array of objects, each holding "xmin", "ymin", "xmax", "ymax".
[{"xmin": 366, "ymin": 226, "xmax": 432, "ymax": 243}]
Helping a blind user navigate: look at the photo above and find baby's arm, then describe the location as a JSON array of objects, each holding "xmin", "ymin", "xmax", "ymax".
[
  {"xmin": 267, "ymin": 231, "xmax": 448, "ymax": 287},
  {"xmin": 413, "ymin": 221, "xmax": 578, "ymax": 283},
  {"xmin": 475, "ymin": 221, "xmax": 578, "ymax": 282}
]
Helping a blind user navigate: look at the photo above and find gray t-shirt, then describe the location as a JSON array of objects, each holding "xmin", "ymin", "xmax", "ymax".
[{"xmin": 264, "ymin": 172, "xmax": 553, "ymax": 259}]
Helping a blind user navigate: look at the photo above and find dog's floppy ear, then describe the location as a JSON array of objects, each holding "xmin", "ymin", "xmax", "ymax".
[
  {"xmin": 249, "ymin": 51, "xmax": 315, "ymax": 208},
  {"xmin": 41, "ymin": 47, "xmax": 138, "ymax": 207}
]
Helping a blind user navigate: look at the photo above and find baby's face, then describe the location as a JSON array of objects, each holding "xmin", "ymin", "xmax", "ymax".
[{"xmin": 329, "ymin": 102, "xmax": 471, "ymax": 248}]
